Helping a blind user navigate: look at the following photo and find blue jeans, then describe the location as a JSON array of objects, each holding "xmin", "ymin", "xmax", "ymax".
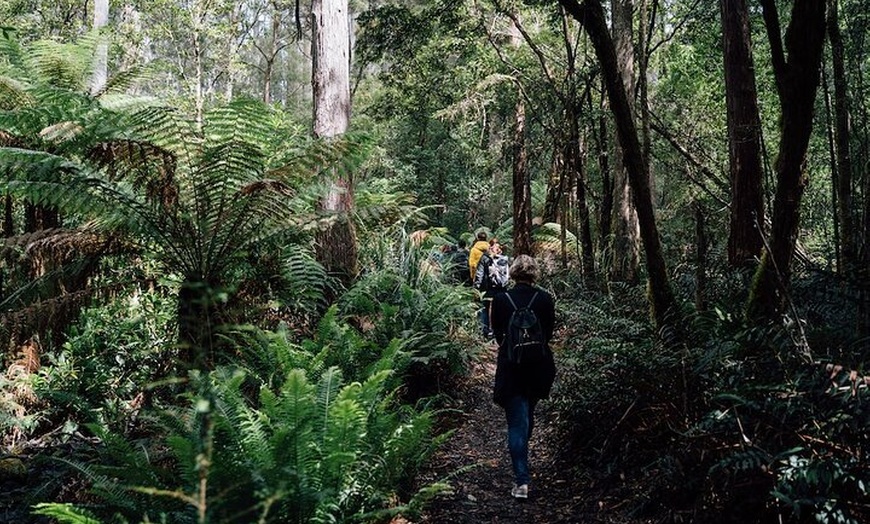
[
  {"xmin": 505, "ymin": 395, "xmax": 536, "ymax": 486},
  {"xmin": 478, "ymin": 302, "xmax": 492, "ymax": 337}
]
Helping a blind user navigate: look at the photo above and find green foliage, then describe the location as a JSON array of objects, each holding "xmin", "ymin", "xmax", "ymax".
[
  {"xmin": 38, "ymin": 362, "xmax": 448, "ymax": 524},
  {"xmin": 30, "ymin": 290, "xmax": 174, "ymax": 426},
  {"xmin": 0, "ymin": 44, "xmax": 371, "ymax": 361},
  {"xmin": 32, "ymin": 502, "xmax": 102, "ymax": 524}
]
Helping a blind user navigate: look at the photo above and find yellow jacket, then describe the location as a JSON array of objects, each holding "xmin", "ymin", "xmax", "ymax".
[{"xmin": 468, "ymin": 240, "xmax": 489, "ymax": 280}]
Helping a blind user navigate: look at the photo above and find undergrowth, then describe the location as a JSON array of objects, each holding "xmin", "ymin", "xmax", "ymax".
[{"xmin": 551, "ymin": 265, "xmax": 870, "ymax": 523}]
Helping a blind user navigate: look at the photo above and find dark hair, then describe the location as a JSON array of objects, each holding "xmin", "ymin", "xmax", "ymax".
[
  {"xmin": 457, "ymin": 238, "xmax": 468, "ymax": 249},
  {"xmin": 476, "ymin": 231, "xmax": 487, "ymax": 241}
]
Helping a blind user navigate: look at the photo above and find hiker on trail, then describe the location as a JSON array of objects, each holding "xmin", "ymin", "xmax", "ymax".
[
  {"xmin": 491, "ymin": 254, "xmax": 556, "ymax": 500},
  {"xmin": 468, "ymin": 231, "xmax": 489, "ymax": 281},
  {"xmin": 450, "ymin": 238, "xmax": 471, "ymax": 286},
  {"xmin": 474, "ymin": 240, "xmax": 510, "ymax": 338}
]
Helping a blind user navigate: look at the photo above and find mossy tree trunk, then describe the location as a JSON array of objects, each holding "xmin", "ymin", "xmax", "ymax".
[{"xmin": 747, "ymin": 0, "xmax": 826, "ymax": 321}]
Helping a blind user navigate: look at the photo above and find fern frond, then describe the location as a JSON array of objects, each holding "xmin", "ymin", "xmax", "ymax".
[
  {"xmin": 31, "ymin": 503, "xmax": 103, "ymax": 524},
  {"xmin": 316, "ymin": 367, "xmax": 344, "ymax": 436}
]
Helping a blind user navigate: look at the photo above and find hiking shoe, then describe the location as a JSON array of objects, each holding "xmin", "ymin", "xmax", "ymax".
[{"xmin": 511, "ymin": 484, "xmax": 529, "ymax": 499}]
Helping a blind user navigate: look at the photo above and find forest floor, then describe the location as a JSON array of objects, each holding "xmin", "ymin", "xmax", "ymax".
[{"xmin": 416, "ymin": 341, "xmax": 635, "ymax": 524}]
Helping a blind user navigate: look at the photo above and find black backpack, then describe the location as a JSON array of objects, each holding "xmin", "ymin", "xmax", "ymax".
[{"xmin": 504, "ymin": 292, "xmax": 547, "ymax": 364}]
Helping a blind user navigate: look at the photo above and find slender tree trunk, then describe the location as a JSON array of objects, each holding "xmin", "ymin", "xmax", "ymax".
[
  {"xmin": 575, "ymin": 125, "xmax": 596, "ymax": 278},
  {"xmin": 544, "ymin": 144, "xmax": 566, "ymax": 224},
  {"xmin": 609, "ymin": 0, "xmax": 640, "ymax": 283},
  {"xmin": 512, "ymin": 94, "xmax": 533, "ymax": 256},
  {"xmin": 596, "ymin": 92, "xmax": 613, "ymax": 253},
  {"xmin": 264, "ymin": 7, "xmax": 280, "ymax": 104},
  {"xmin": 822, "ymin": 67, "xmax": 842, "ymax": 267},
  {"xmin": 559, "ymin": 0, "xmax": 680, "ymax": 333},
  {"xmin": 312, "ymin": 0, "xmax": 357, "ymax": 283},
  {"xmin": 543, "ymin": 144, "xmax": 566, "ymax": 224},
  {"xmin": 721, "ymin": 0, "xmax": 766, "ymax": 267},
  {"xmin": 90, "ymin": 0, "xmax": 109, "ymax": 96},
  {"xmin": 638, "ymin": 0, "xmax": 653, "ymax": 198},
  {"xmin": 192, "ymin": 2, "xmax": 205, "ymax": 129},
  {"xmin": 695, "ymin": 201, "xmax": 707, "ymax": 311},
  {"xmin": 747, "ymin": 0, "xmax": 826, "ymax": 320},
  {"xmin": 827, "ymin": 0, "xmax": 855, "ymax": 274}
]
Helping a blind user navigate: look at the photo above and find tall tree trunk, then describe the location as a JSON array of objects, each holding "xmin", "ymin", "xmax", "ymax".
[
  {"xmin": 574, "ymin": 124, "xmax": 596, "ymax": 278},
  {"xmin": 192, "ymin": 1, "xmax": 205, "ymax": 129},
  {"xmin": 264, "ymin": 2, "xmax": 281, "ymax": 104},
  {"xmin": 90, "ymin": 0, "xmax": 109, "ymax": 96},
  {"xmin": 596, "ymin": 91, "xmax": 613, "ymax": 253},
  {"xmin": 721, "ymin": 0, "xmax": 766, "ymax": 267},
  {"xmin": 827, "ymin": 0, "xmax": 856, "ymax": 274},
  {"xmin": 638, "ymin": 0, "xmax": 653, "ymax": 198},
  {"xmin": 543, "ymin": 145, "xmax": 566, "ymax": 224},
  {"xmin": 695, "ymin": 201, "xmax": 707, "ymax": 311},
  {"xmin": 822, "ymin": 67, "xmax": 842, "ymax": 267},
  {"xmin": 512, "ymin": 93, "xmax": 533, "ymax": 257},
  {"xmin": 559, "ymin": 0, "xmax": 680, "ymax": 333},
  {"xmin": 543, "ymin": 144, "xmax": 566, "ymax": 224},
  {"xmin": 609, "ymin": 0, "xmax": 640, "ymax": 283},
  {"xmin": 312, "ymin": 0, "xmax": 357, "ymax": 283},
  {"xmin": 747, "ymin": 0, "xmax": 826, "ymax": 321}
]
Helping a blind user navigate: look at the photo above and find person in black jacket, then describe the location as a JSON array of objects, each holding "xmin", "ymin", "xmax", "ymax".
[{"xmin": 491, "ymin": 254, "xmax": 556, "ymax": 500}]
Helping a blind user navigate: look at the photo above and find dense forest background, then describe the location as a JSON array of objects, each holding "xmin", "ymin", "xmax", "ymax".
[{"xmin": 0, "ymin": 0, "xmax": 868, "ymax": 522}]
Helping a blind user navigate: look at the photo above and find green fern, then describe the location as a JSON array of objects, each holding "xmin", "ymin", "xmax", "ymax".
[{"xmin": 31, "ymin": 503, "xmax": 103, "ymax": 524}]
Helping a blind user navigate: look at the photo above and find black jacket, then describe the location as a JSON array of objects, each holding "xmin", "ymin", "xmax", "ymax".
[{"xmin": 491, "ymin": 283, "xmax": 556, "ymax": 407}]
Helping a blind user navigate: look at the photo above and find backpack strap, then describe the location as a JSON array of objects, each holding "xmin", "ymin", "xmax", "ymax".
[
  {"xmin": 505, "ymin": 292, "xmax": 518, "ymax": 311},
  {"xmin": 527, "ymin": 291, "xmax": 539, "ymax": 308},
  {"xmin": 505, "ymin": 291, "xmax": 538, "ymax": 311}
]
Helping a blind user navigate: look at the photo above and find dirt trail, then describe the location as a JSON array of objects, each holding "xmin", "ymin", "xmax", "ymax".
[{"xmin": 417, "ymin": 344, "xmax": 599, "ymax": 523}]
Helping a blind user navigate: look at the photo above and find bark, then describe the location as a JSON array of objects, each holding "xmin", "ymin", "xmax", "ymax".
[
  {"xmin": 512, "ymin": 94, "xmax": 533, "ymax": 257},
  {"xmin": 559, "ymin": 0, "xmax": 680, "ymax": 333},
  {"xmin": 90, "ymin": 0, "xmax": 109, "ymax": 96},
  {"xmin": 827, "ymin": 0, "xmax": 856, "ymax": 274},
  {"xmin": 574, "ymin": 125, "xmax": 596, "ymax": 278},
  {"xmin": 721, "ymin": 0, "xmax": 765, "ymax": 267},
  {"xmin": 543, "ymin": 146, "xmax": 566, "ymax": 224},
  {"xmin": 747, "ymin": 0, "xmax": 826, "ymax": 320},
  {"xmin": 609, "ymin": 0, "xmax": 640, "ymax": 283},
  {"xmin": 177, "ymin": 277, "xmax": 218, "ymax": 370},
  {"xmin": 822, "ymin": 67, "xmax": 841, "ymax": 266},
  {"xmin": 312, "ymin": 0, "xmax": 357, "ymax": 283},
  {"xmin": 695, "ymin": 201, "xmax": 707, "ymax": 311},
  {"xmin": 264, "ymin": 5, "xmax": 281, "ymax": 104},
  {"xmin": 596, "ymin": 92, "xmax": 613, "ymax": 252}
]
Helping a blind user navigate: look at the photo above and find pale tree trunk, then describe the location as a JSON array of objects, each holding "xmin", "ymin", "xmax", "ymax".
[
  {"xmin": 312, "ymin": 0, "xmax": 357, "ymax": 283},
  {"xmin": 721, "ymin": 0, "xmax": 766, "ymax": 267},
  {"xmin": 224, "ymin": 3, "xmax": 241, "ymax": 102},
  {"xmin": 191, "ymin": 1, "xmax": 206, "ymax": 129},
  {"xmin": 827, "ymin": 0, "xmax": 856, "ymax": 274},
  {"xmin": 264, "ymin": 2, "xmax": 282, "ymax": 104},
  {"xmin": 747, "ymin": 0, "xmax": 826, "ymax": 321},
  {"xmin": 559, "ymin": 0, "xmax": 680, "ymax": 334},
  {"xmin": 610, "ymin": 0, "xmax": 640, "ymax": 283},
  {"xmin": 90, "ymin": 0, "xmax": 109, "ymax": 96}
]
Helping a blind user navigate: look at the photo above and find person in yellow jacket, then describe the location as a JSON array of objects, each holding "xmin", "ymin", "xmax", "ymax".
[{"xmin": 468, "ymin": 231, "xmax": 490, "ymax": 281}]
